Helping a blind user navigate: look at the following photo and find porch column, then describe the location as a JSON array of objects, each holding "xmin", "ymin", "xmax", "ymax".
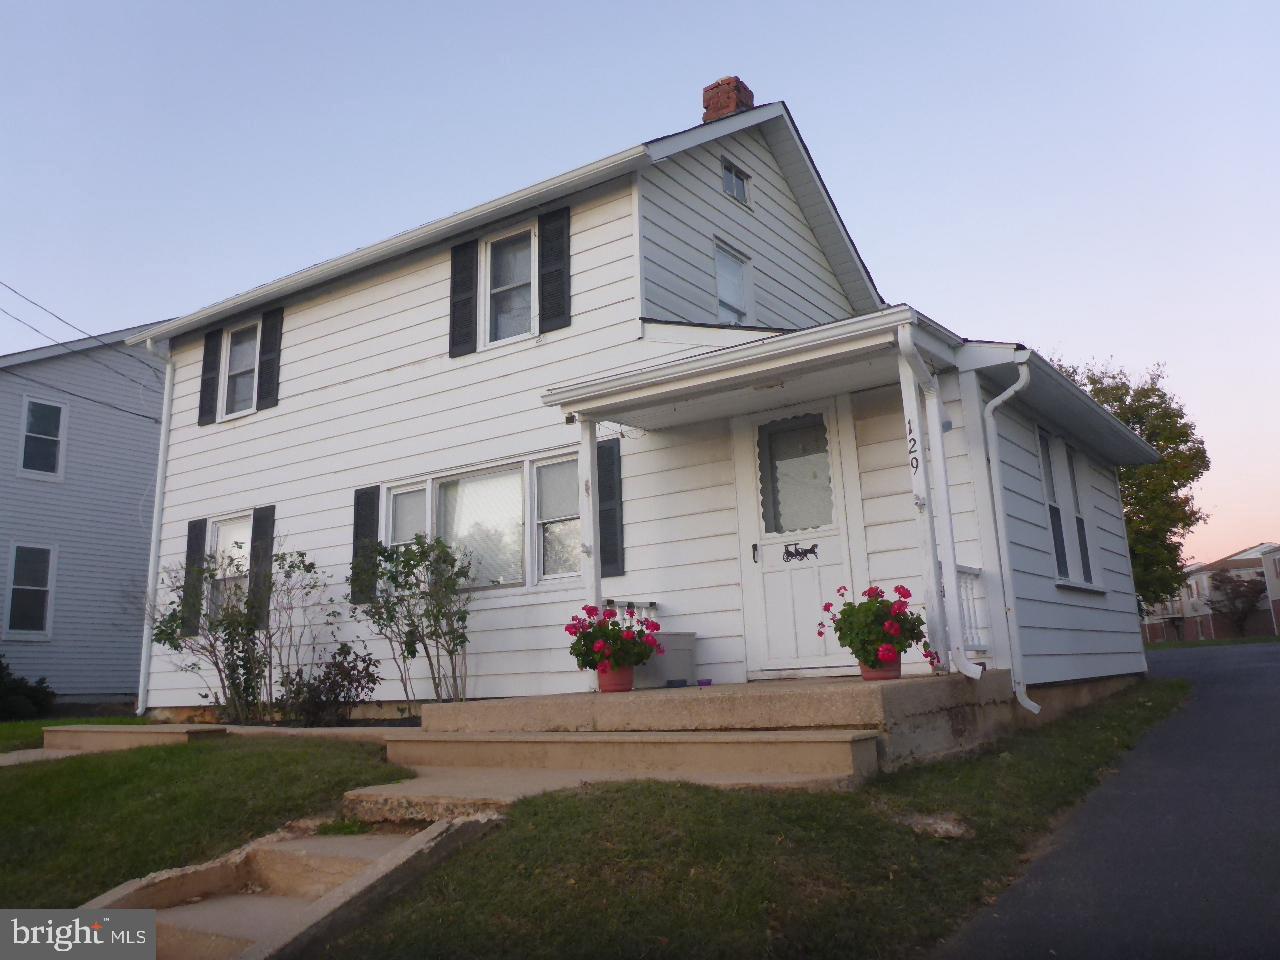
[
  {"xmin": 896, "ymin": 355, "xmax": 950, "ymax": 669},
  {"xmin": 577, "ymin": 415, "xmax": 603, "ymax": 608}
]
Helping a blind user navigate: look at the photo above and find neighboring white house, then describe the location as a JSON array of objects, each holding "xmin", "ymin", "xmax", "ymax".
[
  {"xmin": 1262, "ymin": 544, "xmax": 1280, "ymax": 635},
  {"xmin": 0, "ymin": 324, "xmax": 163, "ymax": 700},
  {"xmin": 132, "ymin": 78, "xmax": 1158, "ymax": 716}
]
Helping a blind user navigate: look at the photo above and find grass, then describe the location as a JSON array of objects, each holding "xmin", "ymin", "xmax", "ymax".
[
  {"xmin": 0, "ymin": 715, "xmax": 149, "ymax": 754},
  {"xmin": 323, "ymin": 679, "xmax": 1188, "ymax": 960},
  {"xmin": 0, "ymin": 737, "xmax": 412, "ymax": 907},
  {"xmin": 1146, "ymin": 635, "xmax": 1278, "ymax": 651}
]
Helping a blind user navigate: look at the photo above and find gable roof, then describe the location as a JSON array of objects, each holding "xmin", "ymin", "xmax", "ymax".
[
  {"xmin": 0, "ymin": 322, "xmax": 158, "ymax": 371},
  {"xmin": 129, "ymin": 102, "xmax": 884, "ymax": 345}
]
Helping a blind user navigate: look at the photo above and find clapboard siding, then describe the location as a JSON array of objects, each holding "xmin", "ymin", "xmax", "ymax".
[
  {"xmin": 990, "ymin": 391, "xmax": 1146, "ymax": 684},
  {"xmin": 147, "ymin": 177, "xmax": 766, "ymax": 706},
  {"xmin": 0, "ymin": 345, "xmax": 163, "ymax": 695},
  {"xmin": 640, "ymin": 126, "xmax": 855, "ymax": 329}
]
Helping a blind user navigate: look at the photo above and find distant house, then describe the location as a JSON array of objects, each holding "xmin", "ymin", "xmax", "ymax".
[
  {"xmin": 0, "ymin": 325, "xmax": 163, "ymax": 701},
  {"xmin": 1143, "ymin": 543, "xmax": 1279, "ymax": 642},
  {"xmin": 132, "ymin": 78, "xmax": 1159, "ymax": 716}
]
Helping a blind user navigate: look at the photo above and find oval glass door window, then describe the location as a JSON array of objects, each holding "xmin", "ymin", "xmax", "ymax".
[{"xmin": 757, "ymin": 413, "xmax": 834, "ymax": 534}]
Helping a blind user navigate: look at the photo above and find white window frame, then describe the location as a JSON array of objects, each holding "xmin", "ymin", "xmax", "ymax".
[
  {"xmin": 208, "ymin": 512, "xmax": 253, "ymax": 613},
  {"xmin": 383, "ymin": 447, "xmax": 581, "ymax": 595},
  {"xmin": 4, "ymin": 542, "xmax": 56, "ymax": 640},
  {"xmin": 479, "ymin": 221, "xmax": 539, "ymax": 350},
  {"xmin": 721, "ymin": 157, "xmax": 751, "ymax": 206},
  {"xmin": 388, "ymin": 485, "xmax": 430, "ymax": 548},
  {"xmin": 17, "ymin": 395, "xmax": 68, "ymax": 482},
  {"xmin": 714, "ymin": 239, "xmax": 753, "ymax": 327},
  {"xmin": 533, "ymin": 455, "xmax": 581, "ymax": 583},
  {"xmin": 1036, "ymin": 427, "xmax": 1105, "ymax": 594},
  {"xmin": 218, "ymin": 319, "xmax": 261, "ymax": 421}
]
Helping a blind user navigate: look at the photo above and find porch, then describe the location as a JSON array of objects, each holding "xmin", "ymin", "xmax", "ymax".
[{"xmin": 545, "ymin": 306, "xmax": 1006, "ymax": 686}]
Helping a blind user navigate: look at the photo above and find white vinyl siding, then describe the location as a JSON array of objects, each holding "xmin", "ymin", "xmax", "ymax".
[
  {"xmin": 990, "ymin": 391, "xmax": 1146, "ymax": 684},
  {"xmin": 640, "ymin": 126, "xmax": 856, "ymax": 329},
  {"xmin": 147, "ymin": 177, "xmax": 770, "ymax": 704}
]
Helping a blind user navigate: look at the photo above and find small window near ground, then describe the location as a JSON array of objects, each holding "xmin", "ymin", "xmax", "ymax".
[
  {"xmin": 210, "ymin": 515, "xmax": 252, "ymax": 614},
  {"xmin": 1038, "ymin": 432, "xmax": 1070, "ymax": 578},
  {"xmin": 224, "ymin": 323, "xmax": 259, "ymax": 416},
  {"xmin": 488, "ymin": 231, "xmax": 533, "ymax": 342},
  {"xmin": 1065, "ymin": 447, "xmax": 1093, "ymax": 583},
  {"xmin": 7, "ymin": 545, "xmax": 53, "ymax": 633},
  {"xmin": 438, "ymin": 468, "xmax": 524, "ymax": 587},
  {"xmin": 20, "ymin": 399, "xmax": 65, "ymax": 476},
  {"xmin": 715, "ymin": 243, "xmax": 749, "ymax": 326},
  {"xmin": 536, "ymin": 459, "xmax": 580, "ymax": 578},
  {"xmin": 721, "ymin": 159, "xmax": 749, "ymax": 204},
  {"xmin": 390, "ymin": 488, "xmax": 427, "ymax": 546}
]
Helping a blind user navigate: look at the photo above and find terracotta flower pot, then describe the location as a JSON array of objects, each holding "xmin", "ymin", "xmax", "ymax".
[
  {"xmin": 598, "ymin": 665, "xmax": 635, "ymax": 693},
  {"xmin": 859, "ymin": 660, "xmax": 902, "ymax": 681}
]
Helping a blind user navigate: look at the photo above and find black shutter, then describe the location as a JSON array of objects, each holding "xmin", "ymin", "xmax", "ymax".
[
  {"xmin": 181, "ymin": 518, "xmax": 208, "ymax": 634},
  {"xmin": 449, "ymin": 240, "xmax": 479, "ymax": 357},
  {"xmin": 197, "ymin": 331, "xmax": 221, "ymax": 426},
  {"xmin": 538, "ymin": 207, "xmax": 571, "ymax": 334},
  {"xmin": 597, "ymin": 438, "xmax": 624, "ymax": 577},
  {"xmin": 256, "ymin": 308, "xmax": 284, "ymax": 410},
  {"xmin": 248, "ymin": 505, "xmax": 276, "ymax": 628},
  {"xmin": 350, "ymin": 485, "xmax": 381, "ymax": 603}
]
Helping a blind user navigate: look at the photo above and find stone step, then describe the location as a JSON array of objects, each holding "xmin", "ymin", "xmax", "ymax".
[
  {"xmin": 157, "ymin": 893, "xmax": 310, "ymax": 960},
  {"xmin": 385, "ymin": 728, "xmax": 880, "ymax": 780},
  {"xmin": 344, "ymin": 765, "xmax": 864, "ymax": 823},
  {"xmin": 417, "ymin": 676, "xmax": 910, "ymax": 734},
  {"xmin": 43, "ymin": 724, "xmax": 227, "ymax": 753},
  {"xmin": 248, "ymin": 834, "xmax": 407, "ymax": 900}
]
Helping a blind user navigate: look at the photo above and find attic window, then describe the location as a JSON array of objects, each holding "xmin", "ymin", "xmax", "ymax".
[{"xmin": 721, "ymin": 160, "xmax": 749, "ymax": 204}]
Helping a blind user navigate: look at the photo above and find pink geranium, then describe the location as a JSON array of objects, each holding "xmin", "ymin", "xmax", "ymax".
[
  {"xmin": 882, "ymin": 620, "xmax": 902, "ymax": 638},
  {"xmin": 877, "ymin": 643, "xmax": 900, "ymax": 663}
]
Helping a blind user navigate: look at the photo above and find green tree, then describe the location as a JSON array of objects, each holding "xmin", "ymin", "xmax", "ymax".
[{"xmin": 1054, "ymin": 361, "xmax": 1210, "ymax": 609}]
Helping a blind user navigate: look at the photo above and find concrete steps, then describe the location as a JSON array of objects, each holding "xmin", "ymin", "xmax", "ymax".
[
  {"xmin": 43, "ymin": 724, "xmax": 227, "ymax": 753},
  {"xmin": 87, "ymin": 822, "xmax": 495, "ymax": 960},
  {"xmin": 385, "ymin": 728, "xmax": 879, "ymax": 781}
]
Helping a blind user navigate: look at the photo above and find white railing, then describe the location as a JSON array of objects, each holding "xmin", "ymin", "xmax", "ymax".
[{"xmin": 956, "ymin": 564, "xmax": 987, "ymax": 652}]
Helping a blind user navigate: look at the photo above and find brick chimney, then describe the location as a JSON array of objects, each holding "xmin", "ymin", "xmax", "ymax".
[{"xmin": 702, "ymin": 76, "xmax": 755, "ymax": 123}]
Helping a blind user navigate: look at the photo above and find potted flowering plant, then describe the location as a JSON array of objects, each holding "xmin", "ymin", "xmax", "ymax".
[
  {"xmin": 818, "ymin": 584, "xmax": 939, "ymax": 680},
  {"xmin": 566, "ymin": 604, "xmax": 665, "ymax": 693}
]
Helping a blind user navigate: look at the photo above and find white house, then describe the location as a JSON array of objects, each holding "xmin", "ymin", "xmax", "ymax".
[
  {"xmin": 131, "ymin": 78, "xmax": 1157, "ymax": 716},
  {"xmin": 1145, "ymin": 542, "xmax": 1279, "ymax": 642}
]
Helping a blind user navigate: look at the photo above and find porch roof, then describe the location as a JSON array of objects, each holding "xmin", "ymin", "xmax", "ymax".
[{"xmin": 541, "ymin": 305, "xmax": 925, "ymax": 429}]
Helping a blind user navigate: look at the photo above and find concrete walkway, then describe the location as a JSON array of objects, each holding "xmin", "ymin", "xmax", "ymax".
[{"xmin": 936, "ymin": 642, "xmax": 1280, "ymax": 960}]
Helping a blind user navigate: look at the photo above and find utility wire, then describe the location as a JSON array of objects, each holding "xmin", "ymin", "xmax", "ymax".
[
  {"xmin": 0, "ymin": 368, "xmax": 160, "ymax": 423},
  {"xmin": 0, "ymin": 279, "xmax": 165, "ymax": 383},
  {"xmin": 1, "ymin": 304, "xmax": 160, "ymax": 392}
]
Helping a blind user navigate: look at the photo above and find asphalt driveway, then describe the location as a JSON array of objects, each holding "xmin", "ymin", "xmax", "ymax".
[{"xmin": 936, "ymin": 641, "xmax": 1280, "ymax": 960}]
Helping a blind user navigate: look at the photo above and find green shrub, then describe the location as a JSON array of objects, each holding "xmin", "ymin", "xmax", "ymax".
[{"xmin": 0, "ymin": 654, "xmax": 56, "ymax": 720}]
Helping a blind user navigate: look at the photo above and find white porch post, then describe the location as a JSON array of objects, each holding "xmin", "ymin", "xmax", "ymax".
[
  {"xmin": 897, "ymin": 354, "xmax": 950, "ymax": 669},
  {"xmin": 577, "ymin": 415, "xmax": 603, "ymax": 609}
]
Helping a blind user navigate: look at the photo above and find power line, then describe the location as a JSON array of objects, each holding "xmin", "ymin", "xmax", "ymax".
[
  {"xmin": 0, "ymin": 279, "xmax": 165, "ymax": 384},
  {"xmin": 0, "ymin": 368, "xmax": 160, "ymax": 424},
  {"xmin": 1, "ymin": 304, "xmax": 160, "ymax": 393}
]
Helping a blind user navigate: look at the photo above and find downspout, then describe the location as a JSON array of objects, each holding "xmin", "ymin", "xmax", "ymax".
[
  {"xmin": 899, "ymin": 325, "xmax": 983, "ymax": 680},
  {"xmin": 982, "ymin": 362, "xmax": 1040, "ymax": 713},
  {"xmin": 135, "ymin": 338, "xmax": 174, "ymax": 716}
]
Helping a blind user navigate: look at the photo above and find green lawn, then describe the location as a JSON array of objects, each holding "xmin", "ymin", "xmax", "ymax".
[
  {"xmin": 324, "ymin": 679, "xmax": 1188, "ymax": 960},
  {"xmin": 1146, "ymin": 635, "xmax": 1278, "ymax": 651},
  {"xmin": 0, "ymin": 716, "xmax": 150, "ymax": 753},
  {"xmin": 0, "ymin": 737, "xmax": 412, "ymax": 907}
]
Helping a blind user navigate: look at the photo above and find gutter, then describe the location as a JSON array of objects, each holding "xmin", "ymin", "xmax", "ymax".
[
  {"xmin": 982, "ymin": 361, "xmax": 1041, "ymax": 713},
  {"xmin": 135, "ymin": 339, "xmax": 175, "ymax": 715},
  {"xmin": 899, "ymin": 325, "xmax": 983, "ymax": 681}
]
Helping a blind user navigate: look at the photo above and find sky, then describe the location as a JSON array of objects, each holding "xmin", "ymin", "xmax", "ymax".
[{"xmin": 1, "ymin": 0, "xmax": 1276, "ymax": 563}]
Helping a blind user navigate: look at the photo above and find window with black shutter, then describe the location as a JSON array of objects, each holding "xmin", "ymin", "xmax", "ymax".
[
  {"xmin": 596, "ymin": 438, "xmax": 624, "ymax": 577},
  {"xmin": 350, "ymin": 486, "xmax": 382, "ymax": 603}
]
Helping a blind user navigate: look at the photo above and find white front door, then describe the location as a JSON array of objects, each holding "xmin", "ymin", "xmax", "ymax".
[{"xmin": 733, "ymin": 399, "xmax": 861, "ymax": 674}]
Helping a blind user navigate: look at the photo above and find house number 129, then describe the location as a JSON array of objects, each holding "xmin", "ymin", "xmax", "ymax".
[{"xmin": 906, "ymin": 419, "xmax": 920, "ymax": 475}]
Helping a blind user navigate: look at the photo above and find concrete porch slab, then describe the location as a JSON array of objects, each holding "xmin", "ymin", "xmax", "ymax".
[{"xmin": 43, "ymin": 724, "xmax": 227, "ymax": 753}]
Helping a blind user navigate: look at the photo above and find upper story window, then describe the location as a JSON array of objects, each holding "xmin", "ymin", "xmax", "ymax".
[
  {"xmin": 721, "ymin": 159, "xmax": 750, "ymax": 204},
  {"xmin": 6, "ymin": 544, "xmax": 54, "ymax": 636},
  {"xmin": 715, "ymin": 242, "xmax": 751, "ymax": 326},
  {"xmin": 485, "ymin": 228, "xmax": 535, "ymax": 344},
  {"xmin": 1064, "ymin": 447, "xmax": 1093, "ymax": 584},
  {"xmin": 1038, "ymin": 430, "xmax": 1099, "ymax": 587},
  {"xmin": 19, "ymin": 397, "xmax": 66, "ymax": 478},
  {"xmin": 222, "ymin": 322, "xmax": 260, "ymax": 417}
]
